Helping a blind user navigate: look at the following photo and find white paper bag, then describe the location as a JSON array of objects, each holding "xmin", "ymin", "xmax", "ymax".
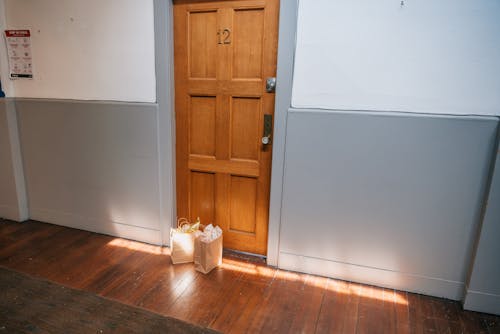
[{"xmin": 194, "ymin": 234, "xmax": 223, "ymax": 274}]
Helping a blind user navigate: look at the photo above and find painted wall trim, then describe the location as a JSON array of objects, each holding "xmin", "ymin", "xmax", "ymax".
[
  {"xmin": 279, "ymin": 252, "xmax": 465, "ymax": 301},
  {"xmin": 288, "ymin": 107, "xmax": 500, "ymax": 122},
  {"xmin": 464, "ymin": 291, "xmax": 500, "ymax": 315},
  {"xmin": 267, "ymin": 0, "xmax": 298, "ymax": 266},
  {"xmin": 13, "ymin": 98, "xmax": 159, "ymax": 109},
  {"xmin": 30, "ymin": 207, "xmax": 162, "ymax": 245},
  {"xmin": 3, "ymin": 98, "xmax": 28, "ymax": 221},
  {"xmin": 154, "ymin": 0, "xmax": 176, "ymax": 246},
  {"xmin": 463, "ymin": 128, "xmax": 500, "ymax": 315}
]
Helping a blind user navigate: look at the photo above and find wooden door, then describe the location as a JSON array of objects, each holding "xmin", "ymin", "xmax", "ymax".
[{"xmin": 174, "ymin": 0, "xmax": 279, "ymax": 255}]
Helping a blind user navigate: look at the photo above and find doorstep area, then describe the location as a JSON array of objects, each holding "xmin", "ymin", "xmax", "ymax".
[{"xmin": 0, "ymin": 219, "xmax": 498, "ymax": 333}]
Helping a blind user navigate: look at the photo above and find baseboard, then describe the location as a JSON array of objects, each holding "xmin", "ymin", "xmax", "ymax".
[
  {"xmin": 0, "ymin": 204, "xmax": 21, "ymax": 222},
  {"xmin": 278, "ymin": 252, "xmax": 464, "ymax": 300},
  {"xmin": 464, "ymin": 290, "xmax": 500, "ymax": 315},
  {"xmin": 30, "ymin": 208, "xmax": 162, "ymax": 245}
]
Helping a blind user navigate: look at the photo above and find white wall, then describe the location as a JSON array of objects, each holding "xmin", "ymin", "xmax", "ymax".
[
  {"xmin": 292, "ymin": 0, "xmax": 500, "ymax": 116},
  {"xmin": 1, "ymin": 0, "xmax": 156, "ymax": 102}
]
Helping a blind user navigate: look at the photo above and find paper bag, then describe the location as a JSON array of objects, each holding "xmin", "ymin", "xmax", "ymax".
[
  {"xmin": 170, "ymin": 218, "xmax": 199, "ymax": 264},
  {"xmin": 194, "ymin": 234, "xmax": 223, "ymax": 274},
  {"xmin": 170, "ymin": 229, "xmax": 196, "ymax": 264}
]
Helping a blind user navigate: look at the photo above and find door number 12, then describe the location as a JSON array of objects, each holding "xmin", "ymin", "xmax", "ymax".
[{"xmin": 217, "ymin": 28, "xmax": 231, "ymax": 45}]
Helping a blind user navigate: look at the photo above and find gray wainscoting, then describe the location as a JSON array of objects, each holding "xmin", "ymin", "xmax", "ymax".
[
  {"xmin": 278, "ymin": 108, "xmax": 499, "ymax": 300},
  {"xmin": 15, "ymin": 99, "xmax": 162, "ymax": 244}
]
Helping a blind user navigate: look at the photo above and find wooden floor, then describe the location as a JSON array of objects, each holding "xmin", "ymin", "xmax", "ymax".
[{"xmin": 1, "ymin": 220, "xmax": 499, "ymax": 334}]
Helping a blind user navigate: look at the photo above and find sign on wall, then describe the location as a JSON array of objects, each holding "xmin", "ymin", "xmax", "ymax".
[{"xmin": 4, "ymin": 30, "xmax": 33, "ymax": 79}]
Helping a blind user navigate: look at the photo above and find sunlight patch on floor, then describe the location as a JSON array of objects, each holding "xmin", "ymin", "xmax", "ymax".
[
  {"xmin": 107, "ymin": 238, "xmax": 169, "ymax": 255},
  {"xmin": 220, "ymin": 258, "xmax": 408, "ymax": 305}
]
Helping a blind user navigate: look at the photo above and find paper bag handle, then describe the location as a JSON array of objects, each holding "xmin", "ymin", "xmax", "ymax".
[{"xmin": 177, "ymin": 217, "xmax": 190, "ymax": 229}]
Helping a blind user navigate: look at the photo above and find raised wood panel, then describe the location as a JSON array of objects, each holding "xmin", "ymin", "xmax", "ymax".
[
  {"xmin": 189, "ymin": 171, "xmax": 215, "ymax": 225},
  {"xmin": 189, "ymin": 156, "xmax": 259, "ymax": 177},
  {"xmin": 232, "ymin": 8, "xmax": 264, "ymax": 79},
  {"xmin": 189, "ymin": 10, "xmax": 217, "ymax": 78},
  {"xmin": 186, "ymin": 81, "xmax": 262, "ymax": 95},
  {"xmin": 229, "ymin": 176, "xmax": 257, "ymax": 234},
  {"xmin": 231, "ymin": 97, "xmax": 260, "ymax": 160},
  {"xmin": 189, "ymin": 96, "xmax": 216, "ymax": 156}
]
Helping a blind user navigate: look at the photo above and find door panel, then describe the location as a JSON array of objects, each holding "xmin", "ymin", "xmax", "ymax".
[
  {"xmin": 230, "ymin": 97, "xmax": 260, "ymax": 160},
  {"xmin": 189, "ymin": 11, "xmax": 218, "ymax": 78},
  {"xmin": 189, "ymin": 96, "xmax": 216, "ymax": 157},
  {"xmin": 232, "ymin": 8, "xmax": 264, "ymax": 79},
  {"xmin": 229, "ymin": 175, "xmax": 258, "ymax": 234},
  {"xmin": 189, "ymin": 171, "xmax": 216, "ymax": 224},
  {"xmin": 174, "ymin": 0, "xmax": 279, "ymax": 255}
]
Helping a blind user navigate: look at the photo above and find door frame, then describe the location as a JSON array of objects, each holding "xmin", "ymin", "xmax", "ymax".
[{"xmin": 152, "ymin": 0, "xmax": 298, "ymax": 266}]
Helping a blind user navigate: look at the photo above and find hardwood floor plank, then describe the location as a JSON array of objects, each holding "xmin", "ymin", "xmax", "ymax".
[
  {"xmin": 0, "ymin": 219, "xmax": 30, "ymax": 236},
  {"xmin": 394, "ymin": 290, "xmax": 411, "ymax": 334},
  {"xmin": 483, "ymin": 313, "xmax": 500, "ymax": 334},
  {"xmin": 461, "ymin": 310, "xmax": 490, "ymax": 334},
  {"xmin": 138, "ymin": 263, "xmax": 199, "ymax": 314},
  {"xmin": 6, "ymin": 228, "xmax": 91, "ymax": 274},
  {"xmin": 103, "ymin": 254, "xmax": 170, "ymax": 305},
  {"xmin": 246, "ymin": 287, "xmax": 295, "ymax": 333},
  {"xmin": 166, "ymin": 267, "xmax": 241, "ymax": 327},
  {"xmin": 288, "ymin": 289, "xmax": 324, "ymax": 334},
  {"xmin": 382, "ymin": 288, "xmax": 398, "ymax": 333},
  {"xmin": 408, "ymin": 293, "xmax": 428, "ymax": 334},
  {"xmin": 209, "ymin": 280, "xmax": 269, "ymax": 333},
  {"xmin": 36, "ymin": 233, "xmax": 112, "ymax": 282},
  {"xmin": 356, "ymin": 284, "xmax": 395, "ymax": 334},
  {"xmin": 0, "ymin": 222, "xmax": 63, "ymax": 264},
  {"xmin": 315, "ymin": 280, "xmax": 359, "ymax": 334}
]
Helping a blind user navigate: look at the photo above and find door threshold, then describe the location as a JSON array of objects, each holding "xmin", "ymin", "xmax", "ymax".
[{"xmin": 223, "ymin": 248, "xmax": 267, "ymax": 264}]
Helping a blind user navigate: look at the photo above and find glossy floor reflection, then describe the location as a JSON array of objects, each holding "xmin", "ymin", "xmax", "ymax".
[{"xmin": 1, "ymin": 219, "xmax": 499, "ymax": 333}]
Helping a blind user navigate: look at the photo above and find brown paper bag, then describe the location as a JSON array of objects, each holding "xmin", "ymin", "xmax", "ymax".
[
  {"xmin": 170, "ymin": 218, "xmax": 199, "ymax": 264},
  {"xmin": 194, "ymin": 234, "xmax": 223, "ymax": 274}
]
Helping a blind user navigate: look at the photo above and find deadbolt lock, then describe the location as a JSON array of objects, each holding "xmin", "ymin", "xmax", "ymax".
[{"xmin": 262, "ymin": 114, "xmax": 273, "ymax": 145}]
